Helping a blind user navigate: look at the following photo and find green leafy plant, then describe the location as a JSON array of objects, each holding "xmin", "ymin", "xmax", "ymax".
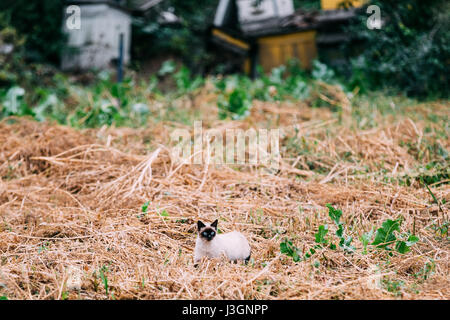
[
  {"xmin": 1, "ymin": 86, "xmax": 32, "ymax": 117},
  {"xmin": 142, "ymin": 201, "xmax": 150, "ymax": 213},
  {"xmin": 314, "ymin": 224, "xmax": 329, "ymax": 245},
  {"xmin": 137, "ymin": 201, "xmax": 151, "ymax": 219},
  {"xmin": 159, "ymin": 209, "xmax": 169, "ymax": 217},
  {"xmin": 38, "ymin": 241, "xmax": 50, "ymax": 253},
  {"xmin": 98, "ymin": 265, "xmax": 109, "ymax": 296},
  {"xmin": 360, "ymin": 228, "xmax": 374, "ymax": 255},
  {"xmin": 421, "ymin": 177, "xmax": 445, "ymax": 216},
  {"xmin": 371, "ymin": 219, "xmax": 419, "ymax": 253},
  {"xmin": 429, "ymin": 221, "xmax": 449, "ymax": 239},
  {"xmin": 326, "ymin": 204, "xmax": 355, "ymax": 252},
  {"xmin": 382, "ymin": 278, "xmax": 405, "ymax": 297},
  {"xmin": 395, "ymin": 234, "xmax": 420, "ymax": 254},
  {"xmin": 173, "ymin": 66, "xmax": 204, "ymax": 94},
  {"xmin": 312, "ymin": 60, "xmax": 337, "ymax": 84},
  {"xmin": 280, "ymin": 238, "xmax": 302, "ymax": 262},
  {"xmin": 217, "ymin": 88, "xmax": 252, "ymax": 120},
  {"xmin": 281, "ymin": 205, "xmax": 419, "ymax": 262},
  {"xmin": 414, "ymin": 259, "xmax": 435, "ymax": 281},
  {"xmin": 158, "ymin": 60, "xmax": 176, "ymax": 76},
  {"xmin": 371, "ymin": 219, "xmax": 401, "ymax": 250}
]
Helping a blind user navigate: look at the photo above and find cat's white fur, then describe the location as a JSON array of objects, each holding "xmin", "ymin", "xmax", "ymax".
[{"xmin": 194, "ymin": 229, "xmax": 251, "ymax": 264}]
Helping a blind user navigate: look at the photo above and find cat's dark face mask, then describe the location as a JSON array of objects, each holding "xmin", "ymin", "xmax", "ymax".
[
  {"xmin": 197, "ymin": 220, "xmax": 218, "ymax": 241},
  {"xmin": 200, "ymin": 228, "xmax": 216, "ymax": 241}
]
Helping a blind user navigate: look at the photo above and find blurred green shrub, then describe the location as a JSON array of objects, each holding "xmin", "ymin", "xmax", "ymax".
[
  {"xmin": 0, "ymin": 0, "xmax": 66, "ymax": 64},
  {"xmin": 131, "ymin": 0, "xmax": 217, "ymax": 72},
  {"xmin": 0, "ymin": 15, "xmax": 26, "ymax": 86},
  {"xmin": 214, "ymin": 59, "xmax": 340, "ymax": 119},
  {"xmin": 346, "ymin": 0, "xmax": 449, "ymax": 98}
]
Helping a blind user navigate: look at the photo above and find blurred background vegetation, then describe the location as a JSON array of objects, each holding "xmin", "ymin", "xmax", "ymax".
[
  {"xmin": 0, "ymin": 0, "xmax": 448, "ymax": 97},
  {"xmin": 0, "ymin": 0, "xmax": 448, "ymax": 126},
  {"xmin": 0, "ymin": 0, "xmax": 66, "ymax": 64},
  {"xmin": 344, "ymin": 0, "xmax": 449, "ymax": 98}
]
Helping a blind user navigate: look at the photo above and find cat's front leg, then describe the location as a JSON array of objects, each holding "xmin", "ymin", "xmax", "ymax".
[{"xmin": 193, "ymin": 251, "xmax": 202, "ymax": 267}]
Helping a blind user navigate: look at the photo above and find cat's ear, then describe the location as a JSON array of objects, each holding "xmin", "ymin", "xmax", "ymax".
[
  {"xmin": 211, "ymin": 219, "xmax": 218, "ymax": 229},
  {"xmin": 197, "ymin": 220, "xmax": 205, "ymax": 231}
]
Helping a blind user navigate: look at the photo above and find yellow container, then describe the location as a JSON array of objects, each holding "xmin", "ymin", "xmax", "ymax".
[
  {"xmin": 257, "ymin": 31, "xmax": 317, "ymax": 72},
  {"xmin": 321, "ymin": 0, "xmax": 364, "ymax": 10}
]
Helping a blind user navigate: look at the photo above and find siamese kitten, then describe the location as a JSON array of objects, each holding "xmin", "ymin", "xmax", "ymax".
[{"xmin": 194, "ymin": 219, "xmax": 251, "ymax": 265}]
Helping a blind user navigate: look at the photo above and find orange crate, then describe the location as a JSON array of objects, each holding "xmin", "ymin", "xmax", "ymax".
[
  {"xmin": 257, "ymin": 31, "xmax": 317, "ymax": 72},
  {"xmin": 321, "ymin": 0, "xmax": 365, "ymax": 10}
]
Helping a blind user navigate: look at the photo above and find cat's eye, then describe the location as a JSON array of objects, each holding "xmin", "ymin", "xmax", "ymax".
[{"xmin": 211, "ymin": 231, "xmax": 215, "ymax": 236}]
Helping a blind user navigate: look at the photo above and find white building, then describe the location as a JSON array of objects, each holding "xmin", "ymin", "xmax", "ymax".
[
  {"xmin": 61, "ymin": 0, "xmax": 132, "ymax": 71},
  {"xmin": 214, "ymin": 0, "xmax": 295, "ymax": 34}
]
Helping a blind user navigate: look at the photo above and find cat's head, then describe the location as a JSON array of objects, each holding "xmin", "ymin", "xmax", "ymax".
[{"xmin": 197, "ymin": 219, "xmax": 218, "ymax": 241}]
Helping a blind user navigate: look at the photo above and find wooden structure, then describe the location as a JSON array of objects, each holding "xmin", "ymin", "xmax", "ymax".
[
  {"xmin": 257, "ymin": 31, "xmax": 317, "ymax": 72},
  {"xmin": 62, "ymin": 0, "xmax": 132, "ymax": 71},
  {"xmin": 321, "ymin": 0, "xmax": 364, "ymax": 10},
  {"xmin": 210, "ymin": 0, "xmax": 365, "ymax": 75},
  {"xmin": 61, "ymin": 0, "xmax": 170, "ymax": 71}
]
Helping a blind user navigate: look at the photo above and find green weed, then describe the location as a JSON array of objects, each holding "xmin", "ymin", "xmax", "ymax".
[{"xmin": 281, "ymin": 204, "xmax": 419, "ymax": 262}]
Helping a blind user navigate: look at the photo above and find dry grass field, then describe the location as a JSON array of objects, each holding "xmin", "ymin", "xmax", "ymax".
[{"xmin": 0, "ymin": 84, "xmax": 448, "ymax": 299}]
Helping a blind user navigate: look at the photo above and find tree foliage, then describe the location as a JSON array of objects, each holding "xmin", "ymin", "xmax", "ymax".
[
  {"xmin": 0, "ymin": 0, "xmax": 66, "ymax": 64},
  {"xmin": 346, "ymin": 0, "xmax": 449, "ymax": 98},
  {"xmin": 132, "ymin": 0, "xmax": 218, "ymax": 71}
]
